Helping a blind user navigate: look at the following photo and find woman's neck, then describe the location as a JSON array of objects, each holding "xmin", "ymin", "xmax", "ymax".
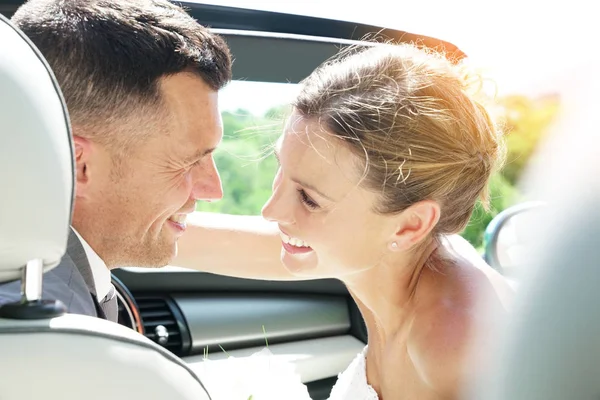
[
  {"xmin": 344, "ymin": 239, "xmax": 438, "ymax": 341},
  {"xmin": 342, "ymin": 239, "xmax": 439, "ymax": 395}
]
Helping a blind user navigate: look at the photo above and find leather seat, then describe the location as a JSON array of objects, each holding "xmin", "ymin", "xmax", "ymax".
[{"xmin": 0, "ymin": 14, "xmax": 211, "ymax": 400}]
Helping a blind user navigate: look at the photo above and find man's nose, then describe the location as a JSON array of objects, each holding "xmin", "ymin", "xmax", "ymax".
[{"xmin": 191, "ymin": 157, "xmax": 223, "ymax": 202}]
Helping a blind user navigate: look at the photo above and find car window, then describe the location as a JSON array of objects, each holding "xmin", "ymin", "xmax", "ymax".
[
  {"xmin": 203, "ymin": 80, "xmax": 561, "ymax": 251},
  {"xmin": 196, "ymin": 80, "xmax": 298, "ymax": 215}
]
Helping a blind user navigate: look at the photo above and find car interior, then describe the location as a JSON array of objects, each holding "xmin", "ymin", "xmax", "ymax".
[
  {"xmin": 2, "ymin": 1, "xmax": 595, "ymax": 399},
  {"xmin": 0, "ymin": 3, "xmax": 470, "ymax": 398}
]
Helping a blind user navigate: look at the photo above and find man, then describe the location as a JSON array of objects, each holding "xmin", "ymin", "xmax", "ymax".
[{"xmin": 0, "ymin": 0, "xmax": 232, "ymax": 322}]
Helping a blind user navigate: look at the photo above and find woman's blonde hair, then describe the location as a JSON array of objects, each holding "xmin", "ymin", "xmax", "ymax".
[{"xmin": 294, "ymin": 43, "xmax": 505, "ymax": 236}]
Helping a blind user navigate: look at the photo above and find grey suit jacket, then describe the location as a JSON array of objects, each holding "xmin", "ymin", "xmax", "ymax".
[{"xmin": 0, "ymin": 229, "xmax": 106, "ymax": 319}]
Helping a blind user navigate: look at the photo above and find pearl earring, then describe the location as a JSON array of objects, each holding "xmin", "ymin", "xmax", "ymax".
[{"xmin": 391, "ymin": 242, "xmax": 398, "ymax": 250}]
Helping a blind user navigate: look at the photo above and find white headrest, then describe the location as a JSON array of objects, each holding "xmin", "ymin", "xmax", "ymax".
[
  {"xmin": 468, "ymin": 57, "xmax": 600, "ymax": 400},
  {"xmin": 0, "ymin": 15, "xmax": 74, "ymax": 283}
]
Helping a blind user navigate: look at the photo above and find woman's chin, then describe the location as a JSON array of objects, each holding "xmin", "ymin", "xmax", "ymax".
[{"xmin": 281, "ymin": 250, "xmax": 320, "ymax": 277}]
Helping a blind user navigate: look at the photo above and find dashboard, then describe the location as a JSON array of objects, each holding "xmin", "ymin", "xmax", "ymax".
[{"xmin": 111, "ymin": 269, "xmax": 367, "ymax": 399}]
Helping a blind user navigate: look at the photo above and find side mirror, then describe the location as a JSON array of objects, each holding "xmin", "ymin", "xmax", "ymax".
[{"xmin": 483, "ymin": 201, "xmax": 546, "ymax": 279}]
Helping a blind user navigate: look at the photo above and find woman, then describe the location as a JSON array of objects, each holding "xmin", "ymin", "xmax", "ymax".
[{"xmin": 176, "ymin": 43, "xmax": 513, "ymax": 399}]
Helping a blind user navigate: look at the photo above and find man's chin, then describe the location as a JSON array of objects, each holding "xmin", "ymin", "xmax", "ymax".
[{"xmin": 119, "ymin": 245, "xmax": 175, "ymax": 268}]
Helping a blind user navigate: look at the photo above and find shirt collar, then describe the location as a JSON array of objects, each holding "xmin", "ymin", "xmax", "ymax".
[{"xmin": 71, "ymin": 228, "xmax": 112, "ymax": 301}]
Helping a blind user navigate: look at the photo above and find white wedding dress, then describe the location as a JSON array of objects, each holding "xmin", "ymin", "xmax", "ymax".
[{"xmin": 327, "ymin": 346, "xmax": 379, "ymax": 400}]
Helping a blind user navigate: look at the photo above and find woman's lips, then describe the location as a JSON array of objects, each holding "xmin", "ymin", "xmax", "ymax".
[{"xmin": 280, "ymin": 230, "xmax": 313, "ymax": 254}]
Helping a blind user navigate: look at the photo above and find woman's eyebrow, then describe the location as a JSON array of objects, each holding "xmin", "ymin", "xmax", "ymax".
[{"xmin": 273, "ymin": 148, "xmax": 336, "ymax": 202}]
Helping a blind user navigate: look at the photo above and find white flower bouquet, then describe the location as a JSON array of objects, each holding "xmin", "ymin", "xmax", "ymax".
[{"xmin": 196, "ymin": 345, "xmax": 312, "ymax": 400}]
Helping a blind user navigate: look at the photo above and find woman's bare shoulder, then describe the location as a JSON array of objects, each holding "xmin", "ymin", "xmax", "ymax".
[
  {"xmin": 406, "ymin": 280, "xmax": 475, "ymax": 396},
  {"xmin": 441, "ymin": 234, "xmax": 515, "ymax": 308},
  {"xmin": 406, "ymin": 235, "xmax": 513, "ymax": 396}
]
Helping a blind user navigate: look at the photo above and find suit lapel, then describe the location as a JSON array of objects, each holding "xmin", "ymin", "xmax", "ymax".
[
  {"xmin": 66, "ymin": 229, "xmax": 107, "ymax": 320},
  {"xmin": 67, "ymin": 229, "xmax": 96, "ymax": 297}
]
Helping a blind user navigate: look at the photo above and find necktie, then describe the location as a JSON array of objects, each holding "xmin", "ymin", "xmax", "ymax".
[{"xmin": 100, "ymin": 284, "xmax": 118, "ymax": 322}]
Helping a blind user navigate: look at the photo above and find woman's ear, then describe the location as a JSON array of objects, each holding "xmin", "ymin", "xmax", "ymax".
[
  {"xmin": 390, "ymin": 200, "xmax": 441, "ymax": 251},
  {"xmin": 72, "ymin": 135, "xmax": 92, "ymax": 198}
]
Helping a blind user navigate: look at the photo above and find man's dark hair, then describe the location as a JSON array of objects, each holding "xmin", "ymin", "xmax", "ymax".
[{"xmin": 12, "ymin": 0, "xmax": 232, "ymax": 147}]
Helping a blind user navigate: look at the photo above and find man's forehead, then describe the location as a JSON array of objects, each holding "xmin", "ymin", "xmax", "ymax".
[
  {"xmin": 180, "ymin": 115, "xmax": 223, "ymax": 159},
  {"xmin": 166, "ymin": 121, "xmax": 221, "ymax": 164},
  {"xmin": 158, "ymin": 72, "xmax": 223, "ymax": 153}
]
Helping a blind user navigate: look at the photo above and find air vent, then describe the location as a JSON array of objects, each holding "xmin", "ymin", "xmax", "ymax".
[{"xmin": 136, "ymin": 296, "xmax": 190, "ymax": 356}]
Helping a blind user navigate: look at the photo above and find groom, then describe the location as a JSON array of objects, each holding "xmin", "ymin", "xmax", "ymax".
[{"xmin": 0, "ymin": 0, "xmax": 232, "ymax": 321}]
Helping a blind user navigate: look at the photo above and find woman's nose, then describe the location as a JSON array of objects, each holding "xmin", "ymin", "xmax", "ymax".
[{"xmin": 262, "ymin": 170, "xmax": 294, "ymax": 225}]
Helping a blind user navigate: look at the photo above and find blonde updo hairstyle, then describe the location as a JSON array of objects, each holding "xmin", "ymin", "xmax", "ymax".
[{"xmin": 294, "ymin": 43, "xmax": 505, "ymax": 239}]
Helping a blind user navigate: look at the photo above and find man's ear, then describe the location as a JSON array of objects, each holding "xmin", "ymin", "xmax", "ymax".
[
  {"xmin": 390, "ymin": 200, "xmax": 441, "ymax": 251},
  {"xmin": 73, "ymin": 135, "xmax": 92, "ymax": 198}
]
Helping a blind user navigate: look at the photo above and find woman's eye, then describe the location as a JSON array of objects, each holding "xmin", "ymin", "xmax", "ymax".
[{"xmin": 297, "ymin": 188, "xmax": 320, "ymax": 210}]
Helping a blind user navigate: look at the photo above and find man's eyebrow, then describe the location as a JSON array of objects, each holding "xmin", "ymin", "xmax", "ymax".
[
  {"xmin": 273, "ymin": 148, "xmax": 336, "ymax": 202},
  {"xmin": 184, "ymin": 147, "xmax": 216, "ymax": 164}
]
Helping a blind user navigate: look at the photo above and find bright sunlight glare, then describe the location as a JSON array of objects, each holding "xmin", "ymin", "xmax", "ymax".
[{"xmin": 206, "ymin": 0, "xmax": 595, "ymax": 110}]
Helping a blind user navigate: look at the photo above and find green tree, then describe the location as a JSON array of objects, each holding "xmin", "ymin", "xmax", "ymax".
[
  {"xmin": 499, "ymin": 94, "xmax": 561, "ymax": 184},
  {"xmin": 196, "ymin": 109, "xmax": 284, "ymax": 215},
  {"xmin": 461, "ymin": 172, "xmax": 520, "ymax": 249}
]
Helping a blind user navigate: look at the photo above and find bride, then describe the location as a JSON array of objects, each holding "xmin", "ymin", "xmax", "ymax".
[{"xmin": 176, "ymin": 43, "xmax": 513, "ymax": 399}]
